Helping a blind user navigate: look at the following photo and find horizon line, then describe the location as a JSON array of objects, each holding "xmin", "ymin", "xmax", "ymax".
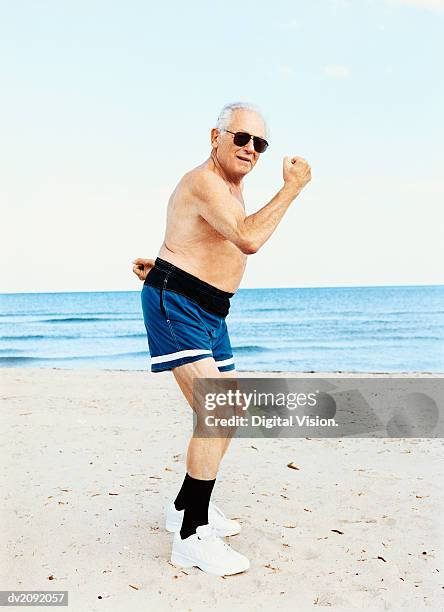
[{"xmin": 1, "ymin": 282, "xmax": 443, "ymax": 296}]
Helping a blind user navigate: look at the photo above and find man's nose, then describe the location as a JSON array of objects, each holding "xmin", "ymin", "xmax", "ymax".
[{"xmin": 243, "ymin": 138, "xmax": 255, "ymax": 154}]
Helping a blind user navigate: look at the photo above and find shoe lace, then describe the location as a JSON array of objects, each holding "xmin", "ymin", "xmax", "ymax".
[
  {"xmin": 197, "ymin": 525, "xmax": 231, "ymax": 550},
  {"xmin": 197, "ymin": 524, "xmax": 218, "ymax": 540}
]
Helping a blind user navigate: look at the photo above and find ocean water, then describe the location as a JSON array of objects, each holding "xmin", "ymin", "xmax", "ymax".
[{"xmin": 0, "ymin": 286, "xmax": 443, "ymax": 373}]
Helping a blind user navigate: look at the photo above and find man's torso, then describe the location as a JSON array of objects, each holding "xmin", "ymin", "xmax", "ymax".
[{"xmin": 157, "ymin": 163, "xmax": 247, "ymax": 293}]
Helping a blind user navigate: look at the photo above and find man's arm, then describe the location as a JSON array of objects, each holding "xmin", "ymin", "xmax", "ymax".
[{"xmin": 192, "ymin": 156, "xmax": 311, "ymax": 254}]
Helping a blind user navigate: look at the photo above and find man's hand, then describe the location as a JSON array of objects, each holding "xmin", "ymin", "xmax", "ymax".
[
  {"xmin": 192, "ymin": 155, "xmax": 312, "ymax": 256},
  {"xmin": 283, "ymin": 156, "xmax": 311, "ymax": 196},
  {"xmin": 132, "ymin": 258, "xmax": 155, "ymax": 281}
]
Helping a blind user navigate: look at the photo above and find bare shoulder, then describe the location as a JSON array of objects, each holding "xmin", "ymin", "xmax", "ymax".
[{"xmin": 181, "ymin": 164, "xmax": 229, "ymax": 202}]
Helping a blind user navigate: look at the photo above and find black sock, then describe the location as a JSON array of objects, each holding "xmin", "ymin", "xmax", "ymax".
[
  {"xmin": 174, "ymin": 473, "xmax": 216, "ymax": 540},
  {"xmin": 174, "ymin": 473, "xmax": 194, "ymax": 511}
]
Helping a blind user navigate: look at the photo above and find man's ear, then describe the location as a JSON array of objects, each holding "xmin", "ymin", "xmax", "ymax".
[{"xmin": 210, "ymin": 128, "xmax": 220, "ymax": 148}]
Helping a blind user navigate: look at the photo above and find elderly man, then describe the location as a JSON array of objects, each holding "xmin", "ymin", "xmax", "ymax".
[{"xmin": 133, "ymin": 101, "xmax": 311, "ymax": 575}]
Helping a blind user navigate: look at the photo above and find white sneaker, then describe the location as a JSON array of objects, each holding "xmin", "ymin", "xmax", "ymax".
[
  {"xmin": 165, "ymin": 501, "xmax": 241, "ymax": 537},
  {"xmin": 171, "ymin": 524, "xmax": 250, "ymax": 576}
]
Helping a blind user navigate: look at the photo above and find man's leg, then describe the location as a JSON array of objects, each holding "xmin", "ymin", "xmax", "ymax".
[
  {"xmin": 171, "ymin": 357, "xmax": 237, "ymax": 539},
  {"xmin": 174, "ymin": 364, "xmax": 237, "ymax": 479},
  {"xmin": 167, "ymin": 354, "xmax": 249, "ymax": 576},
  {"xmin": 214, "ymin": 369, "xmax": 237, "ymax": 457}
]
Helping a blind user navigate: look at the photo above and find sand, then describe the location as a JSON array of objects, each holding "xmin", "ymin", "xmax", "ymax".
[{"xmin": 1, "ymin": 368, "xmax": 443, "ymax": 611}]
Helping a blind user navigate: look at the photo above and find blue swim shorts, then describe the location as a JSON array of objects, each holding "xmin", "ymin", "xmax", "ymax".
[{"xmin": 140, "ymin": 258, "xmax": 236, "ymax": 373}]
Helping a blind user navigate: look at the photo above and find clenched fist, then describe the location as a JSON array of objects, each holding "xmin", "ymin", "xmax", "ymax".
[
  {"xmin": 132, "ymin": 258, "xmax": 155, "ymax": 281},
  {"xmin": 283, "ymin": 156, "xmax": 311, "ymax": 195}
]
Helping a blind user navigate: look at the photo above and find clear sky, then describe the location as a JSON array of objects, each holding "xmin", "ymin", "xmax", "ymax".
[{"xmin": 2, "ymin": 0, "xmax": 443, "ymax": 292}]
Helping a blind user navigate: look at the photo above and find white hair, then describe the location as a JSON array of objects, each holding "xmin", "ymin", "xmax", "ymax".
[{"xmin": 216, "ymin": 101, "xmax": 268, "ymax": 137}]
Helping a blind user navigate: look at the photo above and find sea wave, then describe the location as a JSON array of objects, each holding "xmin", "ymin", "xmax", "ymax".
[
  {"xmin": 232, "ymin": 345, "xmax": 273, "ymax": 354},
  {"xmin": 40, "ymin": 316, "xmax": 139, "ymax": 323},
  {"xmin": 1, "ymin": 335, "xmax": 47, "ymax": 340},
  {"xmin": 0, "ymin": 356, "xmax": 45, "ymax": 364},
  {"xmin": 0, "ymin": 350, "xmax": 148, "ymax": 365},
  {"xmin": 1, "ymin": 332, "xmax": 146, "ymax": 341},
  {"xmin": 245, "ymin": 307, "xmax": 300, "ymax": 313},
  {"xmin": 0, "ymin": 311, "xmax": 140, "ymax": 320}
]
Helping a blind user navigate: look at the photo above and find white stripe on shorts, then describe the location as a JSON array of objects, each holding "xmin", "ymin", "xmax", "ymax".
[
  {"xmin": 151, "ymin": 348, "xmax": 212, "ymax": 365},
  {"xmin": 215, "ymin": 357, "xmax": 235, "ymax": 367}
]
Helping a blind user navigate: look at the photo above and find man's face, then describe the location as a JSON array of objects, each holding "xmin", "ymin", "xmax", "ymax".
[{"xmin": 212, "ymin": 109, "xmax": 267, "ymax": 178}]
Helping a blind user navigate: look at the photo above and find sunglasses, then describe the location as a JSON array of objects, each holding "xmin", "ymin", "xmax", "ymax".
[{"xmin": 224, "ymin": 130, "xmax": 269, "ymax": 154}]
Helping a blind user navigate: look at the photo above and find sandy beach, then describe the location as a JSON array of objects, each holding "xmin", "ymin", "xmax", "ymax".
[{"xmin": 1, "ymin": 368, "xmax": 443, "ymax": 611}]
